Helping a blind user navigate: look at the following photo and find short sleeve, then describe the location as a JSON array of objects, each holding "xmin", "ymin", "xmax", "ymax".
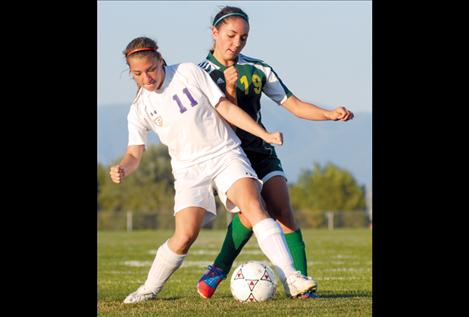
[
  {"xmin": 190, "ymin": 64, "xmax": 226, "ymax": 108},
  {"xmin": 260, "ymin": 63, "xmax": 293, "ymax": 105},
  {"xmin": 127, "ymin": 105, "xmax": 149, "ymax": 148}
]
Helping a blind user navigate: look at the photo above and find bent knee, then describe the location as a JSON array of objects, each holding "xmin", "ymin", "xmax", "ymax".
[
  {"xmin": 239, "ymin": 199, "xmax": 266, "ymax": 216},
  {"xmin": 172, "ymin": 231, "xmax": 199, "ymax": 251}
]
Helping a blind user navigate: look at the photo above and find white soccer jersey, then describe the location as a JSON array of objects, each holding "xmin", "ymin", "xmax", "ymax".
[{"xmin": 127, "ymin": 63, "xmax": 241, "ymax": 171}]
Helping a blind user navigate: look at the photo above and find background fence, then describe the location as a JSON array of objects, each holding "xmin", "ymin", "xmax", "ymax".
[{"xmin": 98, "ymin": 209, "xmax": 370, "ymax": 231}]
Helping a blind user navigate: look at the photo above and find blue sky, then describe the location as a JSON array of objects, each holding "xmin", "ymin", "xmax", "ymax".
[{"xmin": 98, "ymin": 1, "xmax": 372, "ymax": 113}]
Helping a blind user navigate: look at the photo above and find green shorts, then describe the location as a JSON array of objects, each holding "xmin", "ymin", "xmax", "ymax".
[{"xmin": 244, "ymin": 151, "xmax": 286, "ymax": 182}]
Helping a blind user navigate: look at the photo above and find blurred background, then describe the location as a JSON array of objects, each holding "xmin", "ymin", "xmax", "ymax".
[{"xmin": 97, "ymin": 1, "xmax": 372, "ymax": 230}]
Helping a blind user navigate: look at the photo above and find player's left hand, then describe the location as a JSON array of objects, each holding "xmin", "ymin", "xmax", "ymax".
[{"xmin": 330, "ymin": 106, "xmax": 354, "ymax": 121}]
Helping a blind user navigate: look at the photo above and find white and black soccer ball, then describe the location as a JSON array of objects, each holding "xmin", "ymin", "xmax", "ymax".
[{"xmin": 230, "ymin": 261, "xmax": 277, "ymax": 302}]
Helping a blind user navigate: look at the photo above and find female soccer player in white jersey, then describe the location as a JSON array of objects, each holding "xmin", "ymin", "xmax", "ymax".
[
  {"xmin": 109, "ymin": 36, "xmax": 316, "ymax": 304},
  {"xmin": 197, "ymin": 6, "xmax": 354, "ymax": 299}
]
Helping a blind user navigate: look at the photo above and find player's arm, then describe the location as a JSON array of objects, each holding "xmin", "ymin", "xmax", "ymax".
[
  {"xmin": 282, "ymin": 95, "xmax": 354, "ymax": 121},
  {"xmin": 109, "ymin": 144, "xmax": 145, "ymax": 184},
  {"xmin": 215, "ymin": 97, "xmax": 282, "ymax": 145}
]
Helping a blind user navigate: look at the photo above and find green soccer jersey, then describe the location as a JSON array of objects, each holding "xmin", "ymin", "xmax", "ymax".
[{"xmin": 199, "ymin": 52, "xmax": 293, "ymax": 156}]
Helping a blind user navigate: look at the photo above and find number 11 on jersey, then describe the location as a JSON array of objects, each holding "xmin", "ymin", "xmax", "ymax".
[{"xmin": 172, "ymin": 88, "xmax": 198, "ymax": 113}]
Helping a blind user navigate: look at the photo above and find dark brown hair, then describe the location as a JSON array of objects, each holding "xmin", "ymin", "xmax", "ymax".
[
  {"xmin": 212, "ymin": 6, "xmax": 249, "ymax": 28},
  {"xmin": 123, "ymin": 37, "xmax": 164, "ymax": 66}
]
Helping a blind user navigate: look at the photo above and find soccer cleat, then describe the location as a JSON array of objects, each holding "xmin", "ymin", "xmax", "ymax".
[
  {"xmin": 123, "ymin": 285, "xmax": 157, "ymax": 304},
  {"xmin": 283, "ymin": 271, "xmax": 318, "ymax": 298},
  {"xmin": 197, "ymin": 265, "xmax": 227, "ymax": 299},
  {"xmin": 297, "ymin": 290, "xmax": 320, "ymax": 299}
]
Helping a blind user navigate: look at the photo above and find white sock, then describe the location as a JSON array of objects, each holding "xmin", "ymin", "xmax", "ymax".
[
  {"xmin": 252, "ymin": 218, "xmax": 296, "ymax": 282},
  {"xmin": 143, "ymin": 240, "xmax": 186, "ymax": 294}
]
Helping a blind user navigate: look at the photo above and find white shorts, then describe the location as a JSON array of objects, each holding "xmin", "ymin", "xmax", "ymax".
[{"xmin": 173, "ymin": 147, "xmax": 262, "ymax": 225}]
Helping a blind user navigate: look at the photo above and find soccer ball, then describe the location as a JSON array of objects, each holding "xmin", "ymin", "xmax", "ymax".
[{"xmin": 230, "ymin": 261, "xmax": 277, "ymax": 302}]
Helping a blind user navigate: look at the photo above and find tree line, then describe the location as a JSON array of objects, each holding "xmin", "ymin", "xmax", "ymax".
[{"xmin": 98, "ymin": 144, "xmax": 367, "ymax": 230}]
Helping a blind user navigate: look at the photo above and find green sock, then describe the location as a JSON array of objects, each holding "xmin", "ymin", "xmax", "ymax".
[
  {"xmin": 214, "ymin": 213, "xmax": 253, "ymax": 275},
  {"xmin": 284, "ymin": 229, "xmax": 308, "ymax": 275}
]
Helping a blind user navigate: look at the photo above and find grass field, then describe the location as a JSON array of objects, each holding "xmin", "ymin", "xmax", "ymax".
[{"xmin": 98, "ymin": 228, "xmax": 371, "ymax": 317}]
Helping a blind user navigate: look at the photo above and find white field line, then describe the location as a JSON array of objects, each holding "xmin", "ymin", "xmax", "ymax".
[
  {"xmin": 334, "ymin": 254, "xmax": 358, "ymax": 259},
  {"xmin": 123, "ymin": 260, "xmax": 152, "ymax": 267},
  {"xmin": 120, "ymin": 259, "xmax": 371, "ymax": 268},
  {"xmin": 122, "ymin": 260, "xmax": 271, "ymax": 268},
  {"xmin": 111, "ymin": 261, "xmax": 371, "ymax": 283},
  {"xmin": 323, "ymin": 267, "xmax": 371, "ymax": 272},
  {"xmin": 120, "ymin": 260, "xmax": 370, "ymax": 274},
  {"xmin": 148, "ymin": 249, "xmax": 262, "ymax": 255},
  {"xmin": 316, "ymin": 276, "xmax": 369, "ymax": 281},
  {"xmin": 308, "ymin": 261, "xmax": 369, "ymax": 266}
]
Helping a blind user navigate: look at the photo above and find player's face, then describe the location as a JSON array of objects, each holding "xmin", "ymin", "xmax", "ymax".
[
  {"xmin": 212, "ymin": 17, "xmax": 249, "ymax": 65},
  {"xmin": 128, "ymin": 56, "xmax": 164, "ymax": 91}
]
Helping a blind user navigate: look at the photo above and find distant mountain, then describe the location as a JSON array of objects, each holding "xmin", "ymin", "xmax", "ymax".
[
  {"xmin": 98, "ymin": 102, "xmax": 371, "ymax": 187},
  {"xmin": 97, "ymin": 104, "xmax": 159, "ymax": 164}
]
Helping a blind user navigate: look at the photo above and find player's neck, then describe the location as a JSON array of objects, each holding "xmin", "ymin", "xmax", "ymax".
[{"xmin": 213, "ymin": 51, "xmax": 236, "ymax": 67}]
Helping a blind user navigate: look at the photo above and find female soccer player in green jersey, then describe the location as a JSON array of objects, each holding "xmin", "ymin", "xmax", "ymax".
[{"xmin": 197, "ymin": 6, "xmax": 354, "ymax": 299}]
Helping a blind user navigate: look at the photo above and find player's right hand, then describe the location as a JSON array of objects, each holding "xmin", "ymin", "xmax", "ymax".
[
  {"xmin": 264, "ymin": 131, "xmax": 283, "ymax": 145},
  {"xmin": 224, "ymin": 66, "xmax": 238, "ymax": 93},
  {"xmin": 109, "ymin": 165, "xmax": 125, "ymax": 184}
]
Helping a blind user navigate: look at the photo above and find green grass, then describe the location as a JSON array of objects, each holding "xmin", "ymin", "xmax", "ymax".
[{"xmin": 98, "ymin": 228, "xmax": 371, "ymax": 316}]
